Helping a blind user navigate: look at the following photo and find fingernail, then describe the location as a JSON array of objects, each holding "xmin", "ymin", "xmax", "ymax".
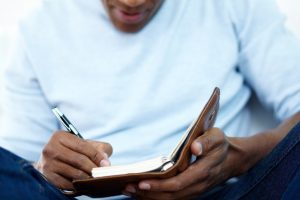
[
  {"xmin": 125, "ymin": 185, "xmax": 136, "ymax": 193},
  {"xmin": 100, "ymin": 159, "xmax": 110, "ymax": 167},
  {"xmin": 194, "ymin": 141, "xmax": 203, "ymax": 156},
  {"xmin": 139, "ymin": 182, "xmax": 151, "ymax": 190}
]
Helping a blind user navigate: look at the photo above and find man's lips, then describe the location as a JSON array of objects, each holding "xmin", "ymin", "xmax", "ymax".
[{"xmin": 113, "ymin": 8, "xmax": 147, "ymax": 24}]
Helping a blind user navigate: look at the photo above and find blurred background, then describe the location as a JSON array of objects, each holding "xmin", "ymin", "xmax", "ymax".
[
  {"xmin": 0, "ymin": 0, "xmax": 38, "ymax": 85},
  {"xmin": 0, "ymin": 0, "xmax": 299, "ymax": 131}
]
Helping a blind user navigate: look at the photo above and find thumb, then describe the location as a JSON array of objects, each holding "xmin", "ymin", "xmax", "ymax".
[{"xmin": 191, "ymin": 128, "xmax": 225, "ymax": 156}]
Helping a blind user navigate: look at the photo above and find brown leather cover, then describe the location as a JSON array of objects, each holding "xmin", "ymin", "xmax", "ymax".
[{"xmin": 71, "ymin": 87, "xmax": 220, "ymax": 197}]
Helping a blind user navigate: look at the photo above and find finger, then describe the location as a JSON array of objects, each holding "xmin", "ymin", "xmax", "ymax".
[
  {"xmin": 43, "ymin": 140, "xmax": 98, "ymax": 174},
  {"xmin": 55, "ymin": 132, "xmax": 108, "ymax": 166},
  {"xmin": 100, "ymin": 159, "xmax": 111, "ymax": 167},
  {"xmin": 136, "ymin": 169, "xmax": 195, "ymax": 192},
  {"xmin": 87, "ymin": 140, "xmax": 113, "ymax": 157},
  {"xmin": 137, "ymin": 156, "xmax": 220, "ymax": 193},
  {"xmin": 133, "ymin": 163, "xmax": 222, "ymax": 199},
  {"xmin": 58, "ymin": 144, "xmax": 98, "ymax": 173},
  {"xmin": 87, "ymin": 140, "xmax": 112, "ymax": 167},
  {"xmin": 124, "ymin": 185, "xmax": 163, "ymax": 200},
  {"xmin": 43, "ymin": 172, "xmax": 74, "ymax": 190},
  {"xmin": 191, "ymin": 128, "xmax": 226, "ymax": 156},
  {"xmin": 135, "ymin": 171, "xmax": 221, "ymax": 200},
  {"xmin": 134, "ymin": 180, "xmax": 212, "ymax": 200},
  {"xmin": 51, "ymin": 160, "xmax": 90, "ymax": 180}
]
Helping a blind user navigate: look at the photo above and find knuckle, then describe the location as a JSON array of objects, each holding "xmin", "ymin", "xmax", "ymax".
[
  {"xmin": 74, "ymin": 170, "xmax": 85, "ymax": 179},
  {"xmin": 203, "ymin": 128, "xmax": 227, "ymax": 150},
  {"xmin": 42, "ymin": 146, "xmax": 50, "ymax": 157},
  {"xmin": 92, "ymin": 151, "xmax": 102, "ymax": 163},
  {"xmin": 75, "ymin": 155, "xmax": 86, "ymax": 167},
  {"xmin": 211, "ymin": 127, "xmax": 221, "ymax": 133},
  {"xmin": 59, "ymin": 180, "xmax": 73, "ymax": 190},
  {"xmin": 52, "ymin": 131, "xmax": 64, "ymax": 141},
  {"xmin": 75, "ymin": 139, "xmax": 85, "ymax": 151},
  {"xmin": 211, "ymin": 128, "xmax": 225, "ymax": 142},
  {"xmin": 42, "ymin": 146, "xmax": 54, "ymax": 158},
  {"xmin": 97, "ymin": 142, "xmax": 113, "ymax": 156},
  {"xmin": 201, "ymin": 169, "xmax": 210, "ymax": 179},
  {"xmin": 69, "ymin": 155, "xmax": 85, "ymax": 169},
  {"xmin": 52, "ymin": 131, "xmax": 60, "ymax": 139},
  {"xmin": 200, "ymin": 167, "xmax": 210, "ymax": 180}
]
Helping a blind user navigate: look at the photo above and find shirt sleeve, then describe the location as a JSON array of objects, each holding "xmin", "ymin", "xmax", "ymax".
[
  {"xmin": 227, "ymin": 0, "xmax": 300, "ymax": 121},
  {"xmin": 0, "ymin": 30, "xmax": 59, "ymax": 161}
]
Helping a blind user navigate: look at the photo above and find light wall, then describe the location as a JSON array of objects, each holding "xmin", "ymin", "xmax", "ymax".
[{"xmin": 0, "ymin": 0, "xmax": 38, "ymax": 73}]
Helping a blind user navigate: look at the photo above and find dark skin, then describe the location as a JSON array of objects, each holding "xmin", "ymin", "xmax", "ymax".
[
  {"xmin": 35, "ymin": 132, "xmax": 112, "ymax": 190},
  {"xmin": 35, "ymin": 0, "xmax": 300, "ymax": 199}
]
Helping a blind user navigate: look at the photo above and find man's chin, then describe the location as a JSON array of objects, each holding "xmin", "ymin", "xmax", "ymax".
[{"xmin": 113, "ymin": 21, "xmax": 148, "ymax": 33}]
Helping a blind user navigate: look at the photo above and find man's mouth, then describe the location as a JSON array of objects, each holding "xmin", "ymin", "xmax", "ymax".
[{"xmin": 113, "ymin": 8, "xmax": 147, "ymax": 24}]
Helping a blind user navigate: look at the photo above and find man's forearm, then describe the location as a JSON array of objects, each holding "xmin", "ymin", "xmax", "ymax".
[{"xmin": 227, "ymin": 112, "xmax": 300, "ymax": 177}]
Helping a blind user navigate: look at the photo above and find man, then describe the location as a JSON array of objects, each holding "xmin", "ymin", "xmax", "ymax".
[{"xmin": 0, "ymin": 0, "xmax": 300, "ymax": 199}]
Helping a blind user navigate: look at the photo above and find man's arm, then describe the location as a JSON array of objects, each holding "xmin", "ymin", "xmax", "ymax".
[{"xmin": 226, "ymin": 111, "xmax": 300, "ymax": 176}]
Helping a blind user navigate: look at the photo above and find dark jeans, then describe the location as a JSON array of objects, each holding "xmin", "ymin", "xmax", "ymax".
[
  {"xmin": 0, "ymin": 122, "xmax": 300, "ymax": 200},
  {"xmin": 0, "ymin": 147, "xmax": 75, "ymax": 200},
  {"xmin": 201, "ymin": 122, "xmax": 300, "ymax": 200}
]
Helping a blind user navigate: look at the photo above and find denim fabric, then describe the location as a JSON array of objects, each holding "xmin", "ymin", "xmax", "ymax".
[
  {"xmin": 0, "ymin": 147, "xmax": 75, "ymax": 200},
  {"xmin": 201, "ymin": 122, "xmax": 300, "ymax": 200},
  {"xmin": 281, "ymin": 162, "xmax": 300, "ymax": 200}
]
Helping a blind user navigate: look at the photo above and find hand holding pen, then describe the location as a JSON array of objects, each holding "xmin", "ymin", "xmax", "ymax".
[{"xmin": 34, "ymin": 107, "xmax": 113, "ymax": 191}]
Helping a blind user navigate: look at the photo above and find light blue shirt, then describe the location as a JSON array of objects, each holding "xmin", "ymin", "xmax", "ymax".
[{"xmin": 1, "ymin": 0, "xmax": 300, "ymax": 169}]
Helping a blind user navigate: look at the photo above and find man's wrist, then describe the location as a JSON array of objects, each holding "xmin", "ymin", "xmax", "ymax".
[
  {"xmin": 224, "ymin": 137, "xmax": 251, "ymax": 177},
  {"xmin": 225, "ymin": 133, "xmax": 276, "ymax": 178}
]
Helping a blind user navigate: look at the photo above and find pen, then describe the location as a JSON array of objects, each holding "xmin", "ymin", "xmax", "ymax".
[{"xmin": 52, "ymin": 107, "xmax": 84, "ymax": 139}]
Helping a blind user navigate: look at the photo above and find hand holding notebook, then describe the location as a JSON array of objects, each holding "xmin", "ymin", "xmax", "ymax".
[{"xmin": 58, "ymin": 87, "xmax": 220, "ymax": 197}]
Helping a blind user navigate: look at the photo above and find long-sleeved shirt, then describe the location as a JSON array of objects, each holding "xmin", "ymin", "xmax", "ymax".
[{"xmin": 1, "ymin": 0, "xmax": 300, "ymax": 167}]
